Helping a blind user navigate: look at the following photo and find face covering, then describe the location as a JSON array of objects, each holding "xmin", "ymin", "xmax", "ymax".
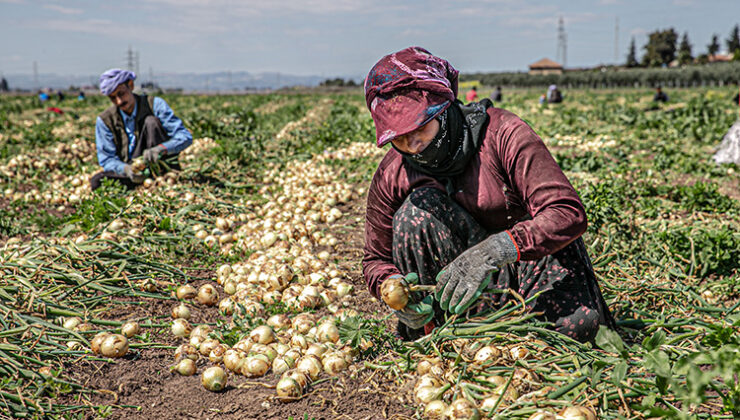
[{"xmin": 395, "ymin": 100, "xmax": 492, "ymax": 193}]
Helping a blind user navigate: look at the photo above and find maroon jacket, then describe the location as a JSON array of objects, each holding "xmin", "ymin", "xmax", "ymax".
[{"xmin": 363, "ymin": 107, "xmax": 587, "ymax": 298}]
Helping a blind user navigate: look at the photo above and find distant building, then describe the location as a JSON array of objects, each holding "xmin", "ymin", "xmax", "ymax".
[
  {"xmin": 528, "ymin": 58, "xmax": 563, "ymax": 75},
  {"xmin": 708, "ymin": 53, "xmax": 733, "ymax": 63}
]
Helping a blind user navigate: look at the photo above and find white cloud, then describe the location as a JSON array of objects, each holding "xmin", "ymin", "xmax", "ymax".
[{"xmin": 43, "ymin": 4, "xmax": 83, "ymax": 15}]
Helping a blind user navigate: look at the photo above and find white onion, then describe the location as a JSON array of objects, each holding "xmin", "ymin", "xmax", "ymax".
[
  {"xmin": 250, "ymin": 325, "xmax": 275, "ymax": 345},
  {"xmin": 171, "ymin": 319, "xmax": 192, "ymax": 338},
  {"xmin": 528, "ymin": 411, "xmax": 557, "ymax": 420},
  {"xmin": 445, "ymin": 398, "xmax": 480, "ymax": 420},
  {"xmin": 176, "ymin": 284, "xmax": 197, "ymax": 300},
  {"xmin": 473, "ymin": 345, "xmax": 502, "ymax": 364},
  {"xmin": 63, "ymin": 317, "xmax": 81, "ymax": 330},
  {"xmin": 196, "ymin": 284, "xmax": 218, "ymax": 306},
  {"xmin": 171, "ymin": 302, "xmax": 191, "ymax": 320},
  {"xmin": 322, "ymin": 354, "xmax": 347, "ymax": 375},
  {"xmin": 90, "ymin": 332, "xmax": 110, "ymax": 354},
  {"xmin": 173, "ymin": 358, "xmax": 196, "ymax": 376},
  {"xmin": 296, "ymin": 355, "xmax": 322, "ymax": 380},
  {"xmin": 424, "ymin": 400, "xmax": 448, "ymax": 420},
  {"xmin": 275, "ymin": 376, "xmax": 302, "ymax": 402},
  {"xmin": 174, "ymin": 344, "xmax": 199, "ymax": 361},
  {"xmin": 121, "ymin": 321, "xmax": 140, "ymax": 338},
  {"xmin": 100, "ymin": 334, "xmax": 128, "ymax": 358},
  {"xmin": 201, "ymin": 366, "xmax": 227, "ymax": 392},
  {"xmin": 380, "ymin": 277, "xmax": 409, "ymax": 310},
  {"xmin": 558, "ymin": 406, "xmax": 596, "ymax": 420},
  {"xmin": 241, "ymin": 355, "xmax": 270, "ymax": 377}
]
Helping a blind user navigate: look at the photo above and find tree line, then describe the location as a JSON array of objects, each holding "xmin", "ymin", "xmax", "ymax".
[{"xmin": 627, "ymin": 24, "xmax": 740, "ymax": 67}]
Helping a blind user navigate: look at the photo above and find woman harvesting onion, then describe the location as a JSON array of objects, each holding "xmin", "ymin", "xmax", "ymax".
[{"xmin": 362, "ymin": 47, "xmax": 615, "ymax": 342}]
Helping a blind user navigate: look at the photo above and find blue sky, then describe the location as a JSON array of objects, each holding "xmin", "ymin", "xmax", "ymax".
[{"xmin": 1, "ymin": 0, "xmax": 738, "ymax": 78}]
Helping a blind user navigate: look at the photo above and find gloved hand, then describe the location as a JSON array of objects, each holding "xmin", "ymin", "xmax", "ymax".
[
  {"xmin": 394, "ymin": 295, "xmax": 434, "ymax": 329},
  {"xmin": 123, "ymin": 164, "xmax": 145, "ymax": 184},
  {"xmin": 385, "ymin": 273, "xmax": 434, "ymax": 329},
  {"xmin": 142, "ymin": 144, "xmax": 166, "ymax": 163},
  {"xmin": 435, "ymin": 231, "xmax": 519, "ymax": 314}
]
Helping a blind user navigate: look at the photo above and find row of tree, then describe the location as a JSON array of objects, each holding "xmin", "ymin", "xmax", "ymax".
[
  {"xmin": 627, "ymin": 24, "xmax": 740, "ymax": 67},
  {"xmin": 464, "ymin": 61, "xmax": 740, "ymax": 89}
]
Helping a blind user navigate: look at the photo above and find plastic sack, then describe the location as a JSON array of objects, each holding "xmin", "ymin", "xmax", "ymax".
[{"xmin": 713, "ymin": 120, "xmax": 740, "ymax": 165}]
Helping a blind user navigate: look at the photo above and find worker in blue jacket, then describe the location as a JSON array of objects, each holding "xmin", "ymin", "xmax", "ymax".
[{"xmin": 91, "ymin": 69, "xmax": 192, "ymax": 190}]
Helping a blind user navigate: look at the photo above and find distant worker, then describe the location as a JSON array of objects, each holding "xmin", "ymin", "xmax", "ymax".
[
  {"xmin": 490, "ymin": 86, "xmax": 502, "ymax": 102},
  {"xmin": 653, "ymin": 86, "xmax": 669, "ymax": 103},
  {"xmin": 547, "ymin": 85, "xmax": 563, "ymax": 104},
  {"xmin": 57, "ymin": 90, "xmax": 65, "ymax": 102},
  {"xmin": 38, "ymin": 90, "xmax": 50, "ymax": 104},
  {"xmin": 465, "ymin": 86, "xmax": 478, "ymax": 102},
  {"xmin": 538, "ymin": 94, "xmax": 546, "ymax": 105},
  {"xmin": 78, "ymin": 91, "xmax": 86, "ymax": 101},
  {"xmin": 91, "ymin": 69, "xmax": 192, "ymax": 191},
  {"xmin": 0, "ymin": 77, "xmax": 8, "ymax": 92}
]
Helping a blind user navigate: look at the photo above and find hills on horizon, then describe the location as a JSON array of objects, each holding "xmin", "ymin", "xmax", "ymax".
[{"xmin": 1, "ymin": 70, "xmax": 361, "ymax": 92}]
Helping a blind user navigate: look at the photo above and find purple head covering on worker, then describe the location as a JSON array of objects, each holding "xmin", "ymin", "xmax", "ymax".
[
  {"xmin": 99, "ymin": 69, "xmax": 136, "ymax": 96},
  {"xmin": 364, "ymin": 46, "xmax": 459, "ymax": 147}
]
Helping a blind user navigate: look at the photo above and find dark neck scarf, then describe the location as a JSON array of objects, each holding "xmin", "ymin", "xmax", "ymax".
[{"xmin": 395, "ymin": 99, "xmax": 492, "ymax": 193}]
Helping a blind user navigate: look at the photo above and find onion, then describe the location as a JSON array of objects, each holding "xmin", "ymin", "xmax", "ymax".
[
  {"xmin": 75, "ymin": 322, "xmax": 93, "ymax": 332},
  {"xmin": 216, "ymin": 217, "xmax": 231, "ymax": 231},
  {"xmin": 275, "ymin": 376, "xmax": 302, "ymax": 402},
  {"xmin": 218, "ymin": 297, "xmax": 235, "ymax": 316},
  {"xmin": 424, "ymin": 400, "xmax": 448, "ymax": 420},
  {"xmin": 191, "ymin": 325, "xmax": 212, "ymax": 339},
  {"xmin": 121, "ymin": 321, "xmax": 140, "ymax": 338},
  {"xmin": 509, "ymin": 345, "xmax": 529, "ymax": 360},
  {"xmin": 171, "ymin": 319, "xmax": 192, "ymax": 338},
  {"xmin": 415, "ymin": 374, "xmax": 444, "ymax": 392},
  {"xmin": 322, "ymin": 353, "xmax": 347, "ymax": 375},
  {"xmin": 223, "ymin": 280, "xmax": 237, "ymax": 295},
  {"xmin": 267, "ymin": 314, "xmax": 290, "ymax": 330},
  {"xmin": 473, "ymin": 345, "xmax": 502, "ymax": 364},
  {"xmin": 173, "ymin": 358, "xmax": 196, "ymax": 376},
  {"xmin": 558, "ymin": 406, "xmax": 596, "ymax": 420},
  {"xmin": 316, "ymin": 321, "xmax": 339, "ymax": 344},
  {"xmin": 201, "ymin": 366, "xmax": 227, "ymax": 392},
  {"xmin": 296, "ymin": 355, "xmax": 322, "ymax": 380},
  {"xmin": 291, "ymin": 334, "xmax": 310, "ymax": 350},
  {"xmin": 291, "ymin": 314, "xmax": 315, "ymax": 334},
  {"xmin": 241, "ymin": 355, "xmax": 270, "ymax": 377},
  {"xmin": 190, "ymin": 335, "xmax": 205, "ymax": 349},
  {"xmin": 223, "ymin": 349, "xmax": 244, "ymax": 372},
  {"xmin": 176, "ymin": 284, "xmax": 197, "ymax": 300},
  {"xmin": 305, "ymin": 343, "xmax": 328, "ymax": 358},
  {"xmin": 445, "ymin": 398, "xmax": 480, "ymax": 420},
  {"xmin": 63, "ymin": 316, "xmax": 81, "ymax": 330},
  {"xmin": 174, "ymin": 344, "xmax": 199, "ymax": 361},
  {"xmin": 282, "ymin": 369, "xmax": 310, "ymax": 389},
  {"xmin": 199, "ymin": 339, "xmax": 219, "ymax": 356},
  {"xmin": 415, "ymin": 386, "xmax": 445, "ymax": 403},
  {"xmin": 272, "ymin": 356, "xmax": 295, "ymax": 375},
  {"xmin": 90, "ymin": 332, "xmax": 110, "ymax": 354},
  {"xmin": 249, "ymin": 325, "xmax": 275, "ymax": 345},
  {"xmin": 335, "ymin": 282, "xmax": 353, "ymax": 298},
  {"xmin": 100, "ymin": 334, "xmax": 128, "ymax": 358},
  {"xmin": 380, "ymin": 277, "xmax": 409, "ymax": 310},
  {"xmin": 171, "ymin": 302, "xmax": 191, "ymax": 320},
  {"xmin": 196, "ymin": 284, "xmax": 218, "ymax": 306}
]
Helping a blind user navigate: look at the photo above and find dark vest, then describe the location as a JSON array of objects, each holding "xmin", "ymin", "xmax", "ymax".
[{"xmin": 99, "ymin": 94, "xmax": 156, "ymax": 163}]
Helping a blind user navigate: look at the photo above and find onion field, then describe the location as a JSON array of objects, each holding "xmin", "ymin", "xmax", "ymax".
[{"xmin": 0, "ymin": 87, "xmax": 738, "ymax": 420}]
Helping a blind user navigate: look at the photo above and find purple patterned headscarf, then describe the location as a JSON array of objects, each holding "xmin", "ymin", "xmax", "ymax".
[
  {"xmin": 364, "ymin": 47, "xmax": 459, "ymax": 147},
  {"xmin": 99, "ymin": 69, "xmax": 136, "ymax": 95}
]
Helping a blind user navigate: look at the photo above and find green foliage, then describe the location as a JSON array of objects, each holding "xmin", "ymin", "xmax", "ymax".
[
  {"xmin": 650, "ymin": 223, "xmax": 740, "ymax": 277},
  {"xmin": 64, "ymin": 179, "xmax": 128, "ymax": 232},
  {"xmin": 338, "ymin": 316, "xmax": 402, "ymax": 359}
]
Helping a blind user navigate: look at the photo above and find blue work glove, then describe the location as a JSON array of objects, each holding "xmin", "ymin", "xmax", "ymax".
[
  {"xmin": 435, "ymin": 231, "xmax": 518, "ymax": 314},
  {"xmin": 142, "ymin": 144, "xmax": 166, "ymax": 163}
]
